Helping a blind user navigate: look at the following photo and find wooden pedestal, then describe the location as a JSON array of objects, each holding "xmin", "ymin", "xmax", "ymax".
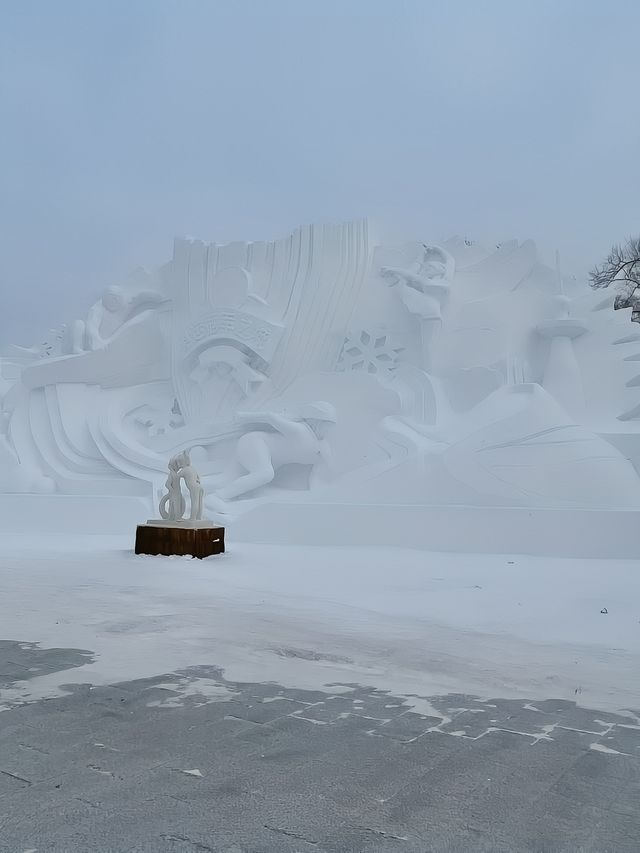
[{"xmin": 135, "ymin": 524, "xmax": 225, "ymax": 559}]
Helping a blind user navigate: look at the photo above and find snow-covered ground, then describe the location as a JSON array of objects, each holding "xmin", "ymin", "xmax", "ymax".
[{"xmin": 1, "ymin": 535, "xmax": 639, "ymax": 715}]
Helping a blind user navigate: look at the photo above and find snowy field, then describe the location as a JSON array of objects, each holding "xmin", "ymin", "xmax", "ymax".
[{"xmin": 2, "ymin": 536, "xmax": 639, "ymax": 715}]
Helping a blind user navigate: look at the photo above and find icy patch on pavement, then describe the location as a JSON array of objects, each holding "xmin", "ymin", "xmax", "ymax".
[
  {"xmin": 590, "ymin": 743, "xmax": 629, "ymax": 755},
  {"xmin": 146, "ymin": 676, "xmax": 238, "ymax": 708}
]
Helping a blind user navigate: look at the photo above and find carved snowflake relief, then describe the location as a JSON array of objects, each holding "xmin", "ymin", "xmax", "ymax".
[{"xmin": 338, "ymin": 330, "xmax": 403, "ymax": 375}]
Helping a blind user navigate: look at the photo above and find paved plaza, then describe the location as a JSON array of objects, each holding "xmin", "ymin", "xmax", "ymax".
[{"xmin": 1, "ymin": 640, "xmax": 639, "ymax": 853}]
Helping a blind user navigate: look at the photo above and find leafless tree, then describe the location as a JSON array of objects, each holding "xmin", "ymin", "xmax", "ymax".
[{"xmin": 590, "ymin": 236, "xmax": 640, "ymax": 321}]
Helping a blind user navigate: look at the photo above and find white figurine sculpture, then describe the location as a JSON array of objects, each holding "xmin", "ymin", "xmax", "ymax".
[
  {"xmin": 209, "ymin": 402, "xmax": 336, "ymax": 505},
  {"xmin": 159, "ymin": 454, "xmax": 187, "ymax": 521},
  {"xmin": 71, "ymin": 285, "xmax": 167, "ymax": 353},
  {"xmin": 158, "ymin": 450, "xmax": 205, "ymax": 522},
  {"xmin": 177, "ymin": 450, "xmax": 205, "ymax": 521},
  {"xmin": 381, "ymin": 244, "xmax": 454, "ymax": 370}
]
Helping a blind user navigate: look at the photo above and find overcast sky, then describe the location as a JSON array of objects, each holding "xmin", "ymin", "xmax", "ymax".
[{"xmin": 2, "ymin": 0, "xmax": 640, "ymax": 345}]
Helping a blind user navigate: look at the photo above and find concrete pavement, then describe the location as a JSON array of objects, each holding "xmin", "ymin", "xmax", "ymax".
[{"xmin": 1, "ymin": 640, "xmax": 639, "ymax": 852}]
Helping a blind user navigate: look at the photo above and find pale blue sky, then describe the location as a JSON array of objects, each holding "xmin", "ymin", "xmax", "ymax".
[{"xmin": 2, "ymin": 0, "xmax": 640, "ymax": 344}]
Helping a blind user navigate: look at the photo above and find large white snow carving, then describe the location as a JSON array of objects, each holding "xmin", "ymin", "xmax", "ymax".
[{"xmin": 3, "ymin": 218, "xmax": 640, "ymax": 534}]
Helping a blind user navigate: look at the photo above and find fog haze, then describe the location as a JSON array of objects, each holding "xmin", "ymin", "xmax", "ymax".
[{"xmin": 2, "ymin": 0, "xmax": 640, "ymax": 345}]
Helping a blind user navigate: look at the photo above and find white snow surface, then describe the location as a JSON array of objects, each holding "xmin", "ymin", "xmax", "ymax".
[{"xmin": 1, "ymin": 535, "xmax": 639, "ymax": 715}]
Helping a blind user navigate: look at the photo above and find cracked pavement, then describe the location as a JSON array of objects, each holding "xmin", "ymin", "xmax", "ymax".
[{"xmin": 1, "ymin": 642, "xmax": 640, "ymax": 852}]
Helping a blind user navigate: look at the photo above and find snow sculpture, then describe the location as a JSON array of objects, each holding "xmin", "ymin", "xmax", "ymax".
[
  {"xmin": 158, "ymin": 454, "xmax": 187, "ymax": 521},
  {"xmin": 4, "ymin": 217, "xmax": 640, "ymax": 546},
  {"xmin": 158, "ymin": 450, "xmax": 204, "ymax": 522},
  {"xmin": 71, "ymin": 285, "xmax": 168, "ymax": 353},
  {"xmin": 363, "ymin": 382, "xmax": 640, "ymax": 509},
  {"xmin": 208, "ymin": 402, "xmax": 336, "ymax": 508},
  {"xmin": 536, "ymin": 256, "xmax": 589, "ymax": 420},
  {"xmin": 338, "ymin": 330, "xmax": 404, "ymax": 376},
  {"xmin": 537, "ymin": 294, "xmax": 589, "ymax": 417},
  {"xmin": 10, "ymin": 326, "xmax": 67, "ymax": 359},
  {"xmin": 381, "ymin": 244, "xmax": 454, "ymax": 370},
  {"xmin": 177, "ymin": 450, "xmax": 205, "ymax": 521},
  {"xmin": 172, "ymin": 263, "xmax": 284, "ymax": 425}
]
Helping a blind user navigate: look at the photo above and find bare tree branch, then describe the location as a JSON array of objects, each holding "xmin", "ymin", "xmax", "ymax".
[{"xmin": 590, "ymin": 236, "xmax": 640, "ymax": 323}]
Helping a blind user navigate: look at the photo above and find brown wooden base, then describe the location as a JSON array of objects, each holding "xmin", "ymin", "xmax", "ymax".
[{"xmin": 135, "ymin": 524, "xmax": 225, "ymax": 559}]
